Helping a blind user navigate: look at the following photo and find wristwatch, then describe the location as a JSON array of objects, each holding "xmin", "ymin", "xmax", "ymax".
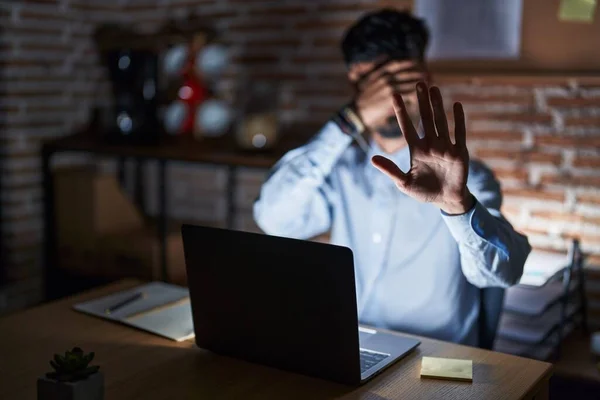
[
  {"xmin": 333, "ymin": 103, "xmax": 370, "ymax": 152},
  {"xmin": 333, "ymin": 103, "xmax": 365, "ymax": 136}
]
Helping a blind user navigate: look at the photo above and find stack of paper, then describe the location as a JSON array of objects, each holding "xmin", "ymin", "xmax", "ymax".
[{"xmin": 73, "ymin": 282, "xmax": 195, "ymax": 342}]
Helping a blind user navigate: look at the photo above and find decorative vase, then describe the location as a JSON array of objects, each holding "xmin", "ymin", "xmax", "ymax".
[
  {"xmin": 235, "ymin": 80, "xmax": 280, "ymax": 151},
  {"xmin": 37, "ymin": 372, "xmax": 104, "ymax": 400}
]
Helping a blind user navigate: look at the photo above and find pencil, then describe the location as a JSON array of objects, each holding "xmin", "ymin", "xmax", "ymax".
[
  {"xmin": 124, "ymin": 296, "xmax": 190, "ymax": 321},
  {"xmin": 104, "ymin": 292, "xmax": 145, "ymax": 315}
]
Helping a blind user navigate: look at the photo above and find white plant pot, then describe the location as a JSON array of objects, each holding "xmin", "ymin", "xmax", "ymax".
[{"xmin": 37, "ymin": 372, "xmax": 104, "ymax": 400}]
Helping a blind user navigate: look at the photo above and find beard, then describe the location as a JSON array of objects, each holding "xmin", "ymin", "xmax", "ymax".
[
  {"xmin": 376, "ymin": 111, "xmax": 421, "ymax": 139},
  {"xmin": 378, "ymin": 119, "xmax": 403, "ymax": 138}
]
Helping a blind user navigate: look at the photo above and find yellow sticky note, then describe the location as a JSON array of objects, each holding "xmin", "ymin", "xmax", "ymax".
[
  {"xmin": 558, "ymin": 0, "xmax": 597, "ymax": 22},
  {"xmin": 420, "ymin": 356, "xmax": 473, "ymax": 382}
]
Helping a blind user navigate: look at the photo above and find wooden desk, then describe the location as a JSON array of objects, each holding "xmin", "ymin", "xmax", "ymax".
[{"xmin": 0, "ymin": 280, "xmax": 552, "ymax": 400}]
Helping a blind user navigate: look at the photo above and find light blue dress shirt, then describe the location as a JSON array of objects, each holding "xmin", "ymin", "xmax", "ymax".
[{"xmin": 253, "ymin": 122, "xmax": 531, "ymax": 346}]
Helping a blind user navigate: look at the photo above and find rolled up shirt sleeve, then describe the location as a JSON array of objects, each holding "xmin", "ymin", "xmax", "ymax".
[
  {"xmin": 253, "ymin": 122, "xmax": 352, "ymax": 239},
  {"xmin": 441, "ymin": 160, "xmax": 531, "ymax": 288}
]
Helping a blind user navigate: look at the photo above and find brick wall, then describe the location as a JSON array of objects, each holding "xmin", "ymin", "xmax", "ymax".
[
  {"xmin": 0, "ymin": 0, "xmax": 125, "ymax": 312},
  {"xmin": 1, "ymin": 0, "xmax": 600, "ymax": 325},
  {"xmin": 123, "ymin": 0, "xmax": 600, "ymax": 328},
  {"xmin": 123, "ymin": 0, "xmax": 600, "ymax": 259}
]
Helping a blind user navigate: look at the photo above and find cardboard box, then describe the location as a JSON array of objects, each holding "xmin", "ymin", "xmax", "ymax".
[
  {"xmin": 97, "ymin": 226, "xmax": 187, "ymax": 285},
  {"xmin": 54, "ymin": 166, "xmax": 144, "ymax": 251}
]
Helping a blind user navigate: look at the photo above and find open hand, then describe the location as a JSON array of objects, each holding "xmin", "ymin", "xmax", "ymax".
[{"xmin": 371, "ymin": 82, "xmax": 474, "ymax": 215}]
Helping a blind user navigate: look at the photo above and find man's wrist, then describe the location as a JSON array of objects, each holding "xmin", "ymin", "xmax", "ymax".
[
  {"xmin": 333, "ymin": 103, "xmax": 365, "ymax": 137},
  {"xmin": 439, "ymin": 191, "xmax": 476, "ymax": 216}
]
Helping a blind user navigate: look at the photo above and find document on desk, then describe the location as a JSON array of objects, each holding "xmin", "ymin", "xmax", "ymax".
[{"xmin": 73, "ymin": 282, "xmax": 195, "ymax": 342}]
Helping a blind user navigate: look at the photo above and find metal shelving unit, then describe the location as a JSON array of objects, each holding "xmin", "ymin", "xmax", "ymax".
[{"xmin": 494, "ymin": 240, "xmax": 588, "ymax": 361}]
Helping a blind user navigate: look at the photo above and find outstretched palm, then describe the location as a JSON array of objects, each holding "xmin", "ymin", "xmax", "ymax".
[{"xmin": 371, "ymin": 82, "xmax": 474, "ymax": 215}]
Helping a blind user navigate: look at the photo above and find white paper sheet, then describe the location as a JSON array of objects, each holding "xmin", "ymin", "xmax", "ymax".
[
  {"xmin": 415, "ymin": 0, "xmax": 523, "ymax": 60},
  {"xmin": 73, "ymin": 282, "xmax": 195, "ymax": 342}
]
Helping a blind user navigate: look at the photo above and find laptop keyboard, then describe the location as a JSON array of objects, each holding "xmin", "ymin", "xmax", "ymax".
[{"xmin": 360, "ymin": 349, "xmax": 389, "ymax": 373}]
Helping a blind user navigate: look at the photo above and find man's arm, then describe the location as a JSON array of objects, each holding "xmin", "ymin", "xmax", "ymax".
[
  {"xmin": 441, "ymin": 161, "xmax": 531, "ymax": 288},
  {"xmin": 253, "ymin": 122, "xmax": 353, "ymax": 239},
  {"xmin": 370, "ymin": 82, "xmax": 530, "ymax": 288}
]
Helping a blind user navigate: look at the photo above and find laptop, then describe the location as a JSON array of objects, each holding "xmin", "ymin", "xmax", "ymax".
[{"xmin": 181, "ymin": 224, "xmax": 420, "ymax": 385}]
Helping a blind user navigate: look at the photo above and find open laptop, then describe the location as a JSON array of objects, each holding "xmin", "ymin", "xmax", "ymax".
[{"xmin": 181, "ymin": 224, "xmax": 420, "ymax": 385}]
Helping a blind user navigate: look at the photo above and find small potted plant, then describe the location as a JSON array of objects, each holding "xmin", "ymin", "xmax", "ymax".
[{"xmin": 37, "ymin": 347, "xmax": 103, "ymax": 400}]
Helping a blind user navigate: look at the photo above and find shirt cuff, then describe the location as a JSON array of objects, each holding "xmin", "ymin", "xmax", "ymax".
[{"xmin": 441, "ymin": 199, "xmax": 494, "ymax": 245}]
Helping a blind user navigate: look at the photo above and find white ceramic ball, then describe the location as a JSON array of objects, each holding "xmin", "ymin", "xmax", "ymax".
[
  {"xmin": 164, "ymin": 101, "xmax": 187, "ymax": 135},
  {"xmin": 195, "ymin": 44, "xmax": 228, "ymax": 78},
  {"xmin": 163, "ymin": 44, "xmax": 188, "ymax": 77},
  {"xmin": 195, "ymin": 99, "xmax": 232, "ymax": 137}
]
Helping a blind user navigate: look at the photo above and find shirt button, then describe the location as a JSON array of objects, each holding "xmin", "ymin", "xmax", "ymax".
[{"xmin": 372, "ymin": 233, "xmax": 382, "ymax": 244}]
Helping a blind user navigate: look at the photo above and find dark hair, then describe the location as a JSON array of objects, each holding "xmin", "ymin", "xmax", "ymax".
[{"xmin": 341, "ymin": 9, "xmax": 429, "ymax": 65}]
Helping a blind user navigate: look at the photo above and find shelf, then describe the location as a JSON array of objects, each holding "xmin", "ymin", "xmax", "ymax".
[
  {"xmin": 494, "ymin": 321, "xmax": 578, "ymax": 361},
  {"xmin": 497, "ymin": 299, "xmax": 582, "ymax": 345},
  {"xmin": 44, "ymin": 130, "xmax": 308, "ymax": 169},
  {"xmin": 503, "ymin": 279, "xmax": 579, "ymax": 317}
]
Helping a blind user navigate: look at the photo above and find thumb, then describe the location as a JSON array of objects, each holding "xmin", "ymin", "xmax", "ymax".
[{"xmin": 371, "ymin": 155, "xmax": 409, "ymax": 188}]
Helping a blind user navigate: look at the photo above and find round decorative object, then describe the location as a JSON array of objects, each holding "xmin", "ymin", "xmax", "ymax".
[
  {"xmin": 163, "ymin": 44, "xmax": 189, "ymax": 77},
  {"xmin": 195, "ymin": 44, "xmax": 228, "ymax": 79},
  {"xmin": 194, "ymin": 99, "xmax": 232, "ymax": 138},
  {"xmin": 236, "ymin": 113, "xmax": 278, "ymax": 150},
  {"xmin": 164, "ymin": 101, "xmax": 187, "ymax": 135}
]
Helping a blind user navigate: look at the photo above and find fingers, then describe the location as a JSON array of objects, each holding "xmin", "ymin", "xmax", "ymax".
[
  {"xmin": 358, "ymin": 61, "xmax": 425, "ymax": 91},
  {"xmin": 359, "ymin": 71, "xmax": 425, "ymax": 93},
  {"xmin": 416, "ymin": 82, "xmax": 435, "ymax": 144},
  {"xmin": 371, "ymin": 155, "xmax": 409, "ymax": 188},
  {"xmin": 453, "ymin": 102, "xmax": 467, "ymax": 148},
  {"xmin": 430, "ymin": 86, "xmax": 450, "ymax": 144},
  {"xmin": 392, "ymin": 92, "xmax": 420, "ymax": 146}
]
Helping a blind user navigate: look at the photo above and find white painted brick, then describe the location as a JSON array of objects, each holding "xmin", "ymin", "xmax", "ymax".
[
  {"xmin": 565, "ymin": 126, "xmax": 600, "ymax": 135},
  {"xmin": 1, "ymin": 201, "xmax": 42, "ymax": 219},
  {"xmin": 1, "ymin": 218, "xmax": 43, "ymax": 235},
  {"xmin": 8, "ymin": 19, "xmax": 68, "ymax": 34},
  {"xmin": 582, "ymin": 242, "xmax": 600, "ymax": 254},
  {"xmin": 1, "ymin": 171, "xmax": 42, "ymax": 188},
  {"xmin": 0, "ymin": 96, "xmax": 70, "ymax": 110},
  {"xmin": 0, "ymin": 157, "xmax": 40, "ymax": 172},
  {"xmin": 5, "ymin": 112, "xmax": 77, "ymax": 126},
  {"xmin": 3, "ymin": 126, "xmax": 66, "ymax": 139},
  {"xmin": 504, "ymin": 197, "xmax": 565, "ymax": 210},
  {"xmin": 575, "ymin": 203, "xmax": 600, "ymax": 217},
  {"xmin": 0, "ymin": 137, "xmax": 32, "ymax": 155},
  {"xmin": 526, "ymin": 233, "xmax": 569, "ymax": 252}
]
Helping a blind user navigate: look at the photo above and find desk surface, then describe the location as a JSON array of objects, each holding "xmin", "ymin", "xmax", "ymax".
[{"xmin": 0, "ymin": 280, "xmax": 552, "ymax": 400}]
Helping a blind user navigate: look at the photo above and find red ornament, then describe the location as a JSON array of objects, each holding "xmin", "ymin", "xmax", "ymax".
[{"xmin": 178, "ymin": 45, "xmax": 208, "ymax": 135}]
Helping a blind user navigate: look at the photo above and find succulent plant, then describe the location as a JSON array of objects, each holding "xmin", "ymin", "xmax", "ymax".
[{"xmin": 46, "ymin": 347, "xmax": 100, "ymax": 382}]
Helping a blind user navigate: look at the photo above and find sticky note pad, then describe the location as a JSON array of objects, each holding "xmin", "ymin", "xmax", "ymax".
[
  {"xmin": 420, "ymin": 357, "xmax": 473, "ymax": 382},
  {"xmin": 558, "ymin": 0, "xmax": 597, "ymax": 22}
]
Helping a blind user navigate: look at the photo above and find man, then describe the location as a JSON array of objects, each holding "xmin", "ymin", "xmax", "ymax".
[{"xmin": 253, "ymin": 9, "xmax": 531, "ymax": 346}]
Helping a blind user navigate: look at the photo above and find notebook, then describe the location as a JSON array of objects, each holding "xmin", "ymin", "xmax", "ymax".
[{"xmin": 73, "ymin": 282, "xmax": 195, "ymax": 342}]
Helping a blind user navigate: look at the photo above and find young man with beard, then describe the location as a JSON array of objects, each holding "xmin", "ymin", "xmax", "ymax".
[{"xmin": 253, "ymin": 9, "xmax": 531, "ymax": 346}]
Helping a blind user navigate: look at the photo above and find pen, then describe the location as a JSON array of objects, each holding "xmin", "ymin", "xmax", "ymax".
[
  {"xmin": 124, "ymin": 296, "xmax": 190, "ymax": 321},
  {"xmin": 105, "ymin": 292, "xmax": 145, "ymax": 315}
]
